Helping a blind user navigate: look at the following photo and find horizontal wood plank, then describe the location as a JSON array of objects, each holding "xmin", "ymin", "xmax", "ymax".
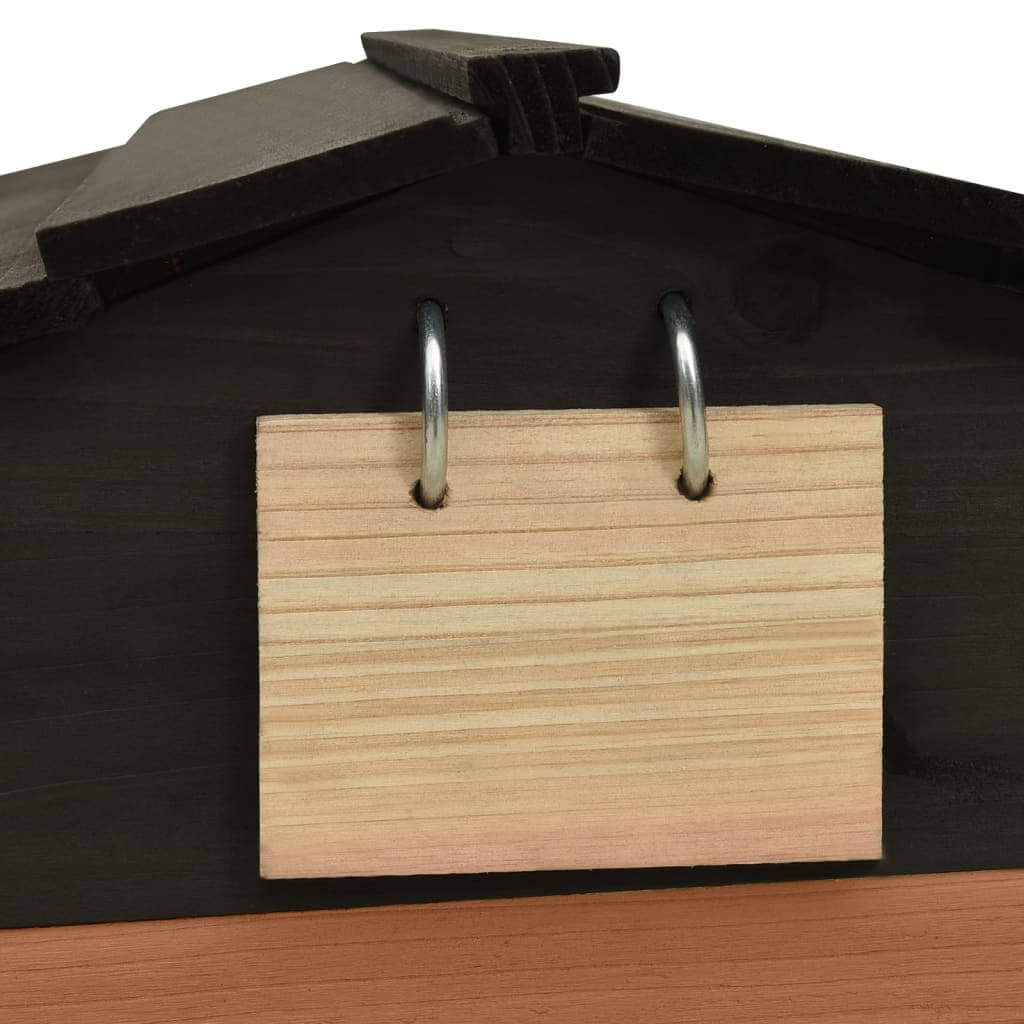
[{"xmin": 3, "ymin": 870, "xmax": 1022, "ymax": 1023}]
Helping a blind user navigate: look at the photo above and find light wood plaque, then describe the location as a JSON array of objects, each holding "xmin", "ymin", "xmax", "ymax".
[{"xmin": 257, "ymin": 406, "xmax": 883, "ymax": 877}]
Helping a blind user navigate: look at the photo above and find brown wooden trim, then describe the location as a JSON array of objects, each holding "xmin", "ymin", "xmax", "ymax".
[{"xmin": 3, "ymin": 870, "xmax": 1022, "ymax": 1022}]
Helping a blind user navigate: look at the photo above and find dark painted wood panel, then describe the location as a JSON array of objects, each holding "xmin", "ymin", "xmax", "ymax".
[
  {"xmin": 2, "ymin": 156, "xmax": 1023, "ymax": 927},
  {"xmin": 3, "ymin": 871, "xmax": 1023, "ymax": 1023}
]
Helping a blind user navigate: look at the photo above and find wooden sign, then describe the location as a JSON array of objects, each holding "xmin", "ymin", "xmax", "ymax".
[{"xmin": 257, "ymin": 406, "xmax": 883, "ymax": 877}]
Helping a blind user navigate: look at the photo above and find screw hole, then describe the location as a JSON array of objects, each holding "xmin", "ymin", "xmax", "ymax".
[
  {"xmin": 677, "ymin": 471, "xmax": 714, "ymax": 501},
  {"xmin": 412, "ymin": 480, "xmax": 447, "ymax": 510}
]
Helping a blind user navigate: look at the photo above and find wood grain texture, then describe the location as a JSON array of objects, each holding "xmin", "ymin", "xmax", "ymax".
[
  {"xmin": 258, "ymin": 406, "xmax": 883, "ymax": 877},
  {"xmin": 0, "ymin": 151, "xmax": 105, "ymax": 345},
  {"xmin": 2, "ymin": 155, "xmax": 1023, "ymax": 927},
  {"xmin": 582, "ymin": 97, "xmax": 1024, "ymax": 288},
  {"xmin": 35, "ymin": 62, "xmax": 497, "ymax": 280},
  {"xmin": 363, "ymin": 29, "xmax": 619, "ymax": 154},
  {"xmin": 3, "ymin": 870, "xmax": 1023, "ymax": 1023}
]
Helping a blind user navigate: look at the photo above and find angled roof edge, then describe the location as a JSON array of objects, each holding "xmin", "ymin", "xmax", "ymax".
[
  {"xmin": 35, "ymin": 61, "xmax": 498, "ymax": 282},
  {"xmin": 0, "ymin": 150, "xmax": 107, "ymax": 347},
  {"xmin": 582, "ymin": 98, "xmax": 1024, "ymax": 289},
  {"xmin": 361, "ymin": 29, "xmax": 619, "ymax": 154},
  {"xmin": 3, "ymin": 27, "xmax": 1024, "ymax": 350}
]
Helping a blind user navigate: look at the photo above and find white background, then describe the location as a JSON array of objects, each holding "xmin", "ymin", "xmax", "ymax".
[{"xmin": 2, "ymin": 0, "xmax": 1022, "ymax": 193}]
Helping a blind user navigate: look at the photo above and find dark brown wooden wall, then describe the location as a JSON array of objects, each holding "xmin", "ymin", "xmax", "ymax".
[{"xmin": 2, "ymin": 155, "xmax": 1024, "ymax": 928}]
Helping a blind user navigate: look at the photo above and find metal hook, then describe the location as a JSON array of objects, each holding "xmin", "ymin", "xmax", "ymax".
[
  {"xmin": 416, "ymin": 300, "xmax": 448, "ymax": 509},
  {"xmin": 659, "ymin": 292, "xmax": 710, "ymax": 499}
]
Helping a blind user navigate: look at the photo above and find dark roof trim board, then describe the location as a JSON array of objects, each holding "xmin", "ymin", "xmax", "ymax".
[
  {"xmin": 36, "ymin": 61, "xmax": 498, "ymax": 281},
  {"xmin": 0, "ymin": 252, "xmax": 101, "ymax": 348},
  {"xmin": 362, "ymin": 29, "xmax": 619, "ymax": 154},
  {"xmin": 0, "ymin": 151, "xmax": 106, "ymax": 346},
  {"xmin": 581, "ymin": 98, "xmax": 1024, "ymax": 288}
]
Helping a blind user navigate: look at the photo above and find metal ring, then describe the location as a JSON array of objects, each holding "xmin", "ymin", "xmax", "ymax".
[
  {"xmin": 416, "ymin": 300, "xmax": 448, "ymax": 509},
  {"xmin": 659, "ymin": 292, "xmax": 710, "ymax": 499}
]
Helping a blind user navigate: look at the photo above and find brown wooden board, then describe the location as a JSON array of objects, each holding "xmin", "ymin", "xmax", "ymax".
[
  {"xmin": 3, "ymin": 870, "xmax": 1023, "ymax": 1023},
  {"xmin": 1, "ymin": 156, "xmax": 1023, "ymax": 927},
  {"xmin": 582, "ymin": 97, "xmax": 1024, "ymax": 289},
  {"xmin": 0, "ymin": 152, "xmax": 105, "ymax": 346},
  {"xmin": 362, "ymin": 29, "xmax": 619, "ymax": 154},
  {"xmin": 34, "ymin": 62, "xmax": 497, "ymax": 281}
]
